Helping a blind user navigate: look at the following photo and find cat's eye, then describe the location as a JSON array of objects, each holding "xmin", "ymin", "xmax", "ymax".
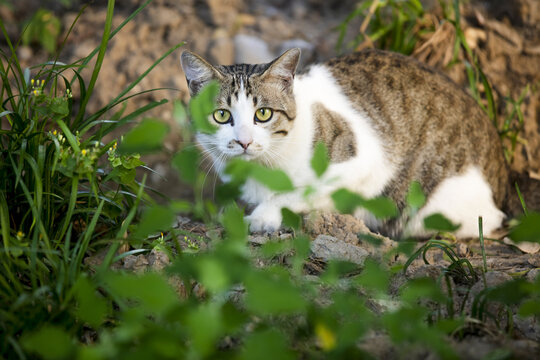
[
  {"xmin": 213, "ymin": 109, "xmax": 231, "ymax": 124},
  {"xmin": 255, "ymin": 108, "xmax": 273, "ymax": 122}
]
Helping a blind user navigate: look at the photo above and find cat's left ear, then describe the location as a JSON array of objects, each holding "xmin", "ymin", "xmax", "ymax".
[
  {"xmin": 261, "ymin": 48, "xmax": 301, "ymax": 90},
  {"xmin": 181, "ymin": 51, "xmax": 223, "ymax": 96}
]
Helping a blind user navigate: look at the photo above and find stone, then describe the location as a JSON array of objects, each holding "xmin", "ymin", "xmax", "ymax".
[
  {"xmin": 311, "ymin": 234, "xmax": 369, "ymax": 265},
  {"xmin": 208, "ymin": 29, "xmax": 235, "ymax": 65},
  {"xmin": 234, "ymin": 34, "xmax": 274, "ymax": 64},
  {"xmin": 278, "ymin": 38, "xmax": 315, "ymax": 67}
]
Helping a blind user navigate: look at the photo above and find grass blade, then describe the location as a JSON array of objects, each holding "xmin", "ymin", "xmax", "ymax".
[{"xmin": 73, "ymin": 0, "xmax": 116, "ymax": 127}]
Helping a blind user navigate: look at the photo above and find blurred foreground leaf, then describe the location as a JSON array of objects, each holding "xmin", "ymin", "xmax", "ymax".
[
  {"xmin": 104, "ymin": 272, "xmax": 179, "ymax": 316},
  {"xmin": 423, "ymin": 213, "xmax": 460, "ymax": 232},
  {"xmin": 190, "ymin": 81, "xmax": 219, "ymax": 134},
  {"xmin": 239, "ymin": 329, "xmax": 295, "ymax": 360},
  {"xmin": 172, "ymin": 147, "xmax": 200, "ymax": 185},
  {"xmin": 311, "ymin": 141, "xmax": 329, "ymax": 178},
  {"xmin": 245, "ymin": 269, "xmax": 307, "ymax": 315},
  {"xmin": 332, "ymin": 188, "xmax": 398, "ymax": 219},
  {"xmin": 134, "ymin": 205, "xmax": 176, "ymax": 239},
  {"xmin": 118, "ymin": 118, "xmax": 169, "ymax": 154},
  {"xmin": 22, "ymin": 326, "xmax": 73, "ymax": 360},
  {"xmin": 509, "ymin": 212, "xmax": 540, "ymax": 243}
]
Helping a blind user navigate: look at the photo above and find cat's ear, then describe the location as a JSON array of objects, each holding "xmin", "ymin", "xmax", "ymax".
[
  {"xmin": 181, "ymin": 51, "xmax": 222, "ymax": 95},
  {"xmin": 262, "ymin": 48, "xmax": 301, "ymax": 90}
]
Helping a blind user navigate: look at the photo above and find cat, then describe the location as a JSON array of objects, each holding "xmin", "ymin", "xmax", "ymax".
[{"xmin": 180, "ymin": 47, "xmax": 533, "ymax": 239}]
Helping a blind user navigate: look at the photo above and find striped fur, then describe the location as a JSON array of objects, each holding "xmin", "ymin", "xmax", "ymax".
[{"xmin": 181, "ymin": 48, "xmax": 513, "ymax": 238}]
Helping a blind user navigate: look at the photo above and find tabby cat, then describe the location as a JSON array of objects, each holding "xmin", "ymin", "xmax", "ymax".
[{"xmin": 180, "ymin": 48, "xmax": 527, "ymax": 238}]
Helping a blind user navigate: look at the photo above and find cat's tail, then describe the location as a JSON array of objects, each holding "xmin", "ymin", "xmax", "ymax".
[{"xmin": 504, "ymin": 171, "xmax": 540, "ymax": 217}]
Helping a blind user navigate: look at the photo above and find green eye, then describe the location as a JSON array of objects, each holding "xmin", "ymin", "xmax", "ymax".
[
  {"xmin": 213, "ymin": 109, "xmax": 231, "ymax": 124},
  {"xmin": 255, "ymin": 108, "xmax": 273, "ymax": 122}
]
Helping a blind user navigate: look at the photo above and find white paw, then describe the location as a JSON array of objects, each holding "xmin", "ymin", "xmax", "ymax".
[{"xmin": 246, "ymin": 204, "xmax": 282, "ymax": 233}]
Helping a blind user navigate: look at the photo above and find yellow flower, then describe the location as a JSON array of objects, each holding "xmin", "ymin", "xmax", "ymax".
[
  {"xmin": 81, "ymin": 149, "xmax": 87, "ymax": 156},
  {"xmin": 16, "ymin": 231, "xmax": 24, "ymax": 239},
  {"xmin": 315, "ymin": 322, "xmax": 336, "ymax": 351},
  {"xmin": 53, "ymin": 130, "xmax": 58, "ymax": 136}
]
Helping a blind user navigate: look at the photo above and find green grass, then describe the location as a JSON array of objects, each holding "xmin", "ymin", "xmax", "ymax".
[{"xmin": 0, "ymin": 0, "xmax": 180, "ymax": 357}]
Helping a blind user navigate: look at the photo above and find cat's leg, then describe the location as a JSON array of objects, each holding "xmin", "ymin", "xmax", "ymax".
[
  {"xmin": 246, "ymin": 188, "xmax": 335, "ymax": 233},
  {"xmin": 246, "ymin": 192, "xmax": 302, "ymax": 233},
  {"xmin": 404, "ymin": 166, "xmax": 505, "ymax": 238}
]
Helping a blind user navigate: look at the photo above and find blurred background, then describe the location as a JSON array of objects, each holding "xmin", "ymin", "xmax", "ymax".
[{"xmin": 1, "ymin": 0, "xmax": 539, "ymax": 199}]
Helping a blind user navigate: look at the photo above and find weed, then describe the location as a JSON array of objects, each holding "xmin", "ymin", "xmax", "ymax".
[{"xmin": 0, "ymin": 0, "xmax": 180, "ymax": 356}]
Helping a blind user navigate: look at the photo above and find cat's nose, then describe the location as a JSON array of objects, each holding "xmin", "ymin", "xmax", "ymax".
[{"xmin": 235, "ymin": 139, "xmax": 252, "ymax": 150}]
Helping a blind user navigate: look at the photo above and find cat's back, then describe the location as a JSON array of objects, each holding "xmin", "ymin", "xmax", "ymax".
[
  {"xmin": 321, "ymin": 49, "xmax": 508, "ymax": 209},
  {"xmin": 324, "ymin": 48, "xmax": 487, "ymax": 139}
]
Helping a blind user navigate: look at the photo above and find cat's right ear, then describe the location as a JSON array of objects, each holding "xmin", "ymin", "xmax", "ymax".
[{"xmin": 181, "ymin": 51, "xmax": 222, "ymax": 96}]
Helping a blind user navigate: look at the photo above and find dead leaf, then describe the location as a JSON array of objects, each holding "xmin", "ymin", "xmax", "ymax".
[{"xmin": 503, "ymin": 237, "xmax": 540, "ymax": 254}]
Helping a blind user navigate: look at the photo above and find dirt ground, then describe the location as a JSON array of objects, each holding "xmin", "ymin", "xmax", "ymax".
[{"xmin": 2, "ymin": 0, "xmax": 540, "ymax": 357}]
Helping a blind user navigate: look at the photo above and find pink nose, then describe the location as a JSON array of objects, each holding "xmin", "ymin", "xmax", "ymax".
[{"xmin": 235, "ymin": 140, "xmax": 252, "ymax": 150}]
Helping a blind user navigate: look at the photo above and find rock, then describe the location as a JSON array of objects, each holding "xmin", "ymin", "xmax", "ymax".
[
  {"xmin": 278, "ymin": 38, "xmax": 315, "ymax": 67},
  {"xmin": 17, "ymin": 46, "xmax": 33, "ymax": 62},
  {"xmin": 147, "ymin": 248, "xmax": 170, "ymax": 270},
  {"xmin": 248, "ymin": 232, "xmax": 292, "ymax": 245},
  {"xmin": 526, "ymin": 268, "xmax": 540, "ymax": 281},
  {"xmin": 305, "ymin": 213, "xmax": 370, "ymax": 243},
  {"xmin": 514, "ymin": 314, "xmax": 540, "ymax": 342},
  {"xmin": 122, "ymin": 253, "xmax": 150, "ymax": 273},
  {"xmin": 311, "ymin": 234, "xmax": 369, "ymax": 265},
  {"xmin": 234, "ymin": 34, "xmax": 274, "ymax": 63},
  {"xmin": 207, "ymin": 0, "xmax": 243, "ymax": 28},
  {"xmin": 208, "ymin": 29, "xmax": 235, "ymax": 65}
]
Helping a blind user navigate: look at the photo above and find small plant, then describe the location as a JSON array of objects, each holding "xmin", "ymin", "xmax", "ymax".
[
  {"xmin": 21, "ymin": 9, "xmax": 61, "ymax": 54},
  {"xmin": 336, "ymin": 0, "xmax": 433, "ymax": 54},
  {"xmin": 0, "ymin": 0, "xmax": 182, "ymax": 356}
]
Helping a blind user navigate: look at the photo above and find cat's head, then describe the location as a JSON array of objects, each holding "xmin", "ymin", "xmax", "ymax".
[{"xmin": 180, "ymin": 48, "xmax": 301, "ymax": 167}]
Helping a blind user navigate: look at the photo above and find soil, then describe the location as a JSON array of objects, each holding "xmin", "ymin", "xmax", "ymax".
[{"xmin": 2, "ymin": 0, "xmax": 539, "ymax": 358}]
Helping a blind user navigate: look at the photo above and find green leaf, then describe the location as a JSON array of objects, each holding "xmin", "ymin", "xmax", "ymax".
[
  {"xmin": 197, "ymin": 257, "xmax": 230, "ymax": 293},
  {"xmin": 519, "ymin": 299, "xmax": 540, "ymax": 316},
  {"xmin": 73, "ymin": 276, "xmax": 108, "ymax": 329},
  {"xmin": 245, "ymin": 270, "xmax": 307, "ymax": 315},
  {"xmin": 331, "ymin": 188, "xmax": 363, "ymax": 214},
  {"xmin": 134, "ymin": 205, "xmax": 175, "ymax": 239},
  {"xmin": 356, "ymin": 258, "xmax": 389, "ymax": 293},
  {"xmin": 400, "ymin": 277, "xmax": 447, "ymax": 305},
  {"xmin": 406, "ymin": 181, "xmax": 426, "ymax": 210},
  {"xmin": 509, "ymin": 212, "xmax": 540, "ymax": 243},
  {"xmin": 239, "ymin": 329, "xmax": 295, "ymax": 360},
  {"xmin": 186, "ymin": 302, "xmax": 223, "ymax": 356},
  {"xmin": 172, "ymin": 147, "xmax": 199, "ymax": 185},
  {"xmin": 311, "ymin": 141, "xmax": 329, "ymax": 178},
  {"xmin": 225, "ymin": 159, "xmax": 294, "ymax": 192},
  {"xmin": 173, "ymin": 100, "xmax": 188, "ymax": 127},
  {"xmin": 222, "ymin": 204, "xmax": 248, "ymax": 242},
  {"xmin": 423, "ymin": 213, "xmax": 460, "ymax": 232},
  {"xmin": 118, "ymin": 118, "xmax": 169, "ymax": 155},
  {"xmin": 216, "ymin": 182, "xmax": 242, "ymax": 205},
  {"xmin": 104, "ymin": 272, "xmax": 179, "ymax": 315},
  {"xmin": 332, "ymin": 188, "xmax": 397, "ymax": 219},
  {"xmin": 190, "ymin": 81, "xmax": 219, "ymax": 134},
  {"xmin": 250, "ymin": 166, "xmax": 294, "ymax": 192},
  {"xmin": 281, "ymin": 207, "xmax": 302, "ymax": 230},
  {"xmin": 22, "ymin": 325, "xmax": 73, "ymax": 360},
  {"xmin": 49, "ymin": 97, "xmax": 69, "ymax": 116},
  {"xmin": 362, "ymin": 196, "xmax": 398, "ymax": 219}
]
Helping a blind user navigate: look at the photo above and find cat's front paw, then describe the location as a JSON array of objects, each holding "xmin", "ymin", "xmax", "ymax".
[{"xmin": 246, "ymin": 204, "xmax": 282, "ymax": 233}]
